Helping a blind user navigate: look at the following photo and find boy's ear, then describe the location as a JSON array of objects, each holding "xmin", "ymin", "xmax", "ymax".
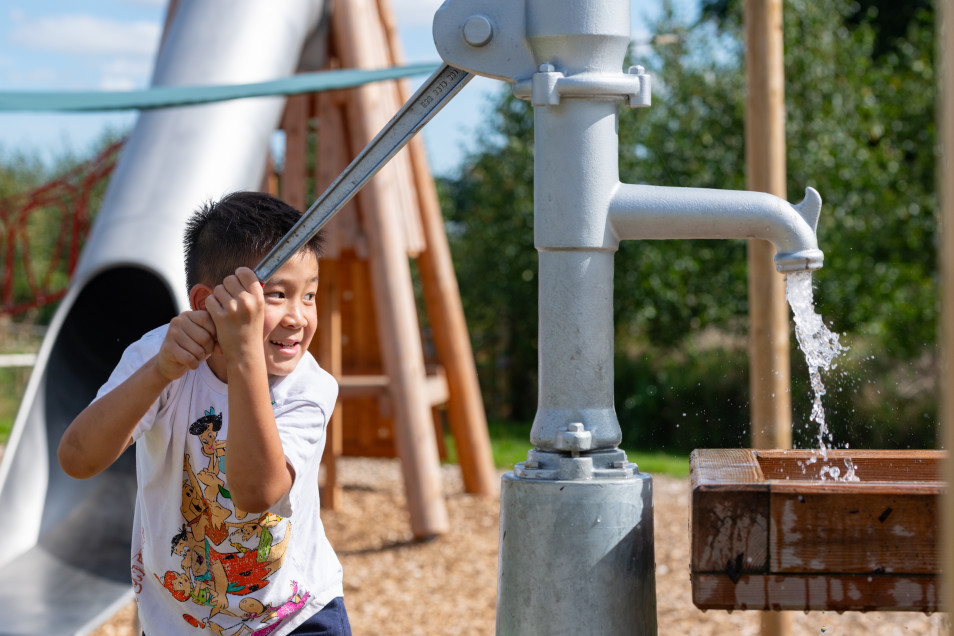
[{"xmin": 189, "ymin": 285, "xmax": 213, "ymax": 311}]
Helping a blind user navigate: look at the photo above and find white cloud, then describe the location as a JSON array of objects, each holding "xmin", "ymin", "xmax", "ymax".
[
  {"xmin": 391, "ymin": 0, "xmax": 443, "ymax": 28},
  {"xmin": 100, "ymin": 57, "xmax": 153, "ymax": 90},
  {"xmin": 11, "ymin": 14, "xmax": 160, "ymax": 57}
]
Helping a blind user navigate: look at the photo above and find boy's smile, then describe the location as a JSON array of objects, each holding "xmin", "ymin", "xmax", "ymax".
[
  {"xmin": 200, "ymin": 251, "xmax": 320, "ymax": 382},
  {"xmin": 260, "ymin": 251, "xmax": 319, "ymax": 377}
]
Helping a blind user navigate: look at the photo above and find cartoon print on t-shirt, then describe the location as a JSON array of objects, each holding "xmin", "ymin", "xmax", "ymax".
[
  {"xmin": 190, "ymin": 407, "xmax": 248, "ymax": 520},
  {"xmin": 181, "ymin": 453, "xmax": 230, "ymax": 545},
  {"xmin": 228, "ymin": 513, "xmax": 290, "ymax": 569},
  {"xmin": 156, "ymin": 406, "xmax": 311, "ymax": 632},
  {"xmin": 241, "ymin": 581, "xmax": 311, "ymax": 635}
]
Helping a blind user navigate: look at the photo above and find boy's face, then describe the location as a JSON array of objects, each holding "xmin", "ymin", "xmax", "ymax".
[{"xmin": 261, "ymin": 251, "xmax": 319, "ymax": 376}]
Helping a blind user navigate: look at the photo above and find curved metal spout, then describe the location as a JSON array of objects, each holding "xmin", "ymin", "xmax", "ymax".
[{"xmin": 609, "ymin": 183, "xmax": 824, "ymax": 272}]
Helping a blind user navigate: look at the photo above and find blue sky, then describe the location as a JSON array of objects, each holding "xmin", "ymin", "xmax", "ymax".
[{"xmin": 0, "ymin": 0, "xmax": 676, "ymax": 177}]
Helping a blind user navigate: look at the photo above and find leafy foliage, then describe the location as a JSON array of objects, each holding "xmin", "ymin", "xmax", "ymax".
[
  {"xmin": 440, "ymin": 94, "xmax": 539, "ymax": 421},
  {"xmin": 782, "ymin": 0, "xmax": 937, "ymax": 354}
]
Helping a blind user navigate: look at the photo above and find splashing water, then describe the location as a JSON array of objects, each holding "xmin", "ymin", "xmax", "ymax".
[{"xmin": 786, "ymin": 271, "xmax": 858, "ymax": 482}]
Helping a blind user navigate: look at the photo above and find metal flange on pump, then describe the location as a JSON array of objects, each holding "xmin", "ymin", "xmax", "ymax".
[{"xmin": 433, "ymin": 0, "xmax": 824, "ymax": 634}]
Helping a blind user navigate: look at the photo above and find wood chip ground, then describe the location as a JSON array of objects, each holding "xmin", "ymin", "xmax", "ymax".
[{"xmin": 91, "ymin": 457, "xmax": 947, "ymax": 635}]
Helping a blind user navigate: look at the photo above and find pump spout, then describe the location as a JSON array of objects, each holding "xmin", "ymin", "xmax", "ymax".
[{"xmin": 609, "ymin": 183, "xmax": 824, "ymax": 272}]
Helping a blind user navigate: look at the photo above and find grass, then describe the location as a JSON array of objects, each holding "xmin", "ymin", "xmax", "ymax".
[
  {"xmin": 0, "ymin": 366, "xmax": 31, "ymax": 446},
  {"xmin": 445, "ymin": 420, "xmax": 690, "ymax": 479}
]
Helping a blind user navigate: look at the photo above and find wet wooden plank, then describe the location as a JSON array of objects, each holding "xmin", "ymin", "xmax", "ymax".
[
  {"xmin": 690, "ymin": 449, "xmax": 769, "ymax": 575},
  {"xmin": 690, "ymin": 449, "xmax": 945, "ymax": 612},
  {"xmin": 691, "ymin": 572, "xmax": 940, "ymax": 613}
]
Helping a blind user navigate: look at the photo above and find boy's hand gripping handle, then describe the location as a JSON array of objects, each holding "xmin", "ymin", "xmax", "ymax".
[{"xmin": 254, "ymin": 63, "xmax": 472, "ymax": 281}]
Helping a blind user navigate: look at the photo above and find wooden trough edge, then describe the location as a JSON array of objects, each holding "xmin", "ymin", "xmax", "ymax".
[
  {"xmin": 689, "ymin": 448, "xmax": 946, "ymax": 613},
  {"xmin": 691, "ymin": 572, "xmax": 941, "ymax": 613}
]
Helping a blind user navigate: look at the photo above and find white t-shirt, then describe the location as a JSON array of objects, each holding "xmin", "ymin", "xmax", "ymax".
[{"xmin": 96, "ymin": 325, "xmax": 343, "ymax": 636}]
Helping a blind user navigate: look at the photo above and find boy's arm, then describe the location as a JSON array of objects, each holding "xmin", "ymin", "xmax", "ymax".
[
  {"xmin": 206, "ymin": 268, "xmax": 293, "ymax": 514},
  {"xmin": 57, "ymin": 310, "xmax": 216, "ymax": 479}
]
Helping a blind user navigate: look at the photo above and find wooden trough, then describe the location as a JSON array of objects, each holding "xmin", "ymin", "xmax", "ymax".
[{"xmin": 690, "ymin": 448, "xmax": 944, "ymax": 613}]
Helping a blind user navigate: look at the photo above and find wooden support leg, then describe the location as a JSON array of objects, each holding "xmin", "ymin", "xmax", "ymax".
[
  {"xmin": 318, "ymin": 258, "xmax": 343, "ymax": 510},
  {"xmin": 365, "ymin": 214, "xmax": 450, "ymax": 536},
  {"xmin": 331, "ymin": 0, "xmax": 449, "ymax": 539},
  {"xmin": 374, "ymin": 0, "xmax": 497, "ymax": 497},
  {"xmin": 412, "ymin": 148, "xmax": 497, "ymax": 496},
  {"xmin": 362, "ymin": 184, "xmax": 449, "ymax": 538}
]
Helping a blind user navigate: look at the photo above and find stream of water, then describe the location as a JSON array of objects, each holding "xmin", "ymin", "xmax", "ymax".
[{"xmin": 785, "ymin": 271, "xmax": 858, "ymax": 481}]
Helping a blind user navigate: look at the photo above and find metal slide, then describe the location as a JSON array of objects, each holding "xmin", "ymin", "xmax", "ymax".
[{"xmin": 0, "ymin": 2, "xmax": 326, "ymax": 632}]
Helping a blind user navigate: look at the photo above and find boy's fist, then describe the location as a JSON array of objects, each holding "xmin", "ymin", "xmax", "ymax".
[
  {"xmin": 204, "ymin": 267, "xmax": 264, "ymax": 359},
  {"xmin": 157, "ymin": 310, "xmax": 217, "ymax": 381}
]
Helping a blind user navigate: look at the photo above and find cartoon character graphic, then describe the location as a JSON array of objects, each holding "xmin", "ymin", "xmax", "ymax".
[
  {"xmin": 174, "ymin": 582, "xmax": 311, "ymax": 636},
  {"xmin": 170, "ymin": 519, "xmax": 291, "ymax": 593},
  {"xmin": 190, "ymin": 407, "xmax": 248, "ymax": 521},
  {"xmin": 156, "ymin": 564, "xmax": 238, "ymax": 619},
  {"xmin": 240, "ymin": 581, "xmax": 311, "ymax": 636},
  {"xmin": 228, "ymin": 513, "xmax": 290, "ymax": 569},
  {"xmin": 181, "ymin": 453, "xmax": 230, "ymax": 545},
  {"xmin": 156, "ymin": 405, "xmax": 306, "ymax": 632}
]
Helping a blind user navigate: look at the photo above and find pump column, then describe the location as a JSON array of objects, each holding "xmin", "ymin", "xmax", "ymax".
[
  {"xmin": 495, "ymin": 0, "xmax": 657, "ymax": 633},
  {"xmin": 496, "ymin": 84, "xmax": 657, "ymax": 636}
]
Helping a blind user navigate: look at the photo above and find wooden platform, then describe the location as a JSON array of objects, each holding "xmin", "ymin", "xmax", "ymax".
[{"xmin": 690, "ymin": 448, "xmax": 944, "ymax": 613}]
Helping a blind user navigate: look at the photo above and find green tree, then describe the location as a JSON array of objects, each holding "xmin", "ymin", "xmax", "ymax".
[{"xmin": 440, "ymin": 94, "xmax": 539, "ymax": 422}]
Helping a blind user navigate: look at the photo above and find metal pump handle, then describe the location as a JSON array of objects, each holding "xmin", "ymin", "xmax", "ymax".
[{"xmin": 255, "ymin": 63, "xmax": 472, "ymax": 280}]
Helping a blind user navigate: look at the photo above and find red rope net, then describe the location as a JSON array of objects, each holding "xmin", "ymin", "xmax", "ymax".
[{"xmin": 0, "ymin": 139, "xmax": 123, "ymax": 315}]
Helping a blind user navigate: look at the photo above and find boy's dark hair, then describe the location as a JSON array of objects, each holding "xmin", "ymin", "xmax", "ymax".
[{"xmin": 183, "ymin": 191, "xmax": 324, "ymax": 291}]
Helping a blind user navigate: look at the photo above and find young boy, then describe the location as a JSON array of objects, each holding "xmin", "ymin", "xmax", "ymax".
[{"xmin": 58, "ymin": 191, "xmax": 351, "ymax": 635}]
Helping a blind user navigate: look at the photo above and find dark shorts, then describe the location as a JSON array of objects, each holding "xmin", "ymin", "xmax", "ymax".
[
  {"xmin": 291, "ymin": 597, "xmax": 352, "ymax": 635},
  {"xmin": 143, "ymin": 596, "xmax": 352, "ymax": 636}
]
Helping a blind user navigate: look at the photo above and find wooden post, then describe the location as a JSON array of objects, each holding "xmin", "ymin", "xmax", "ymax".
[
  {"xmin": 940, "ymin": 0, "xmax": 954, "ymax": 619},
  {"xmin": 374, "ymin": 0, "xmax": 498, "ymax": 496},
  {"xmin": 317, "ymin": 256, "xmax": 344, "ymax": 510},
  {"xmin": 330, "ymin": 0, "xmax": 449, "ymax": 538},
  {"xmin": 744, "ymin": 1, "xmax": 792, "ymax": 634},
  {"xmin": 281, "ymin": 94, "xmax": 311, "ymax": 212}
]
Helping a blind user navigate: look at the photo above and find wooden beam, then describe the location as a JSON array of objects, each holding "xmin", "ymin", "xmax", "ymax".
[
  {"xmin": 940, "ymin": 0, "xmax": 954, "ymax": 619},
  {"xmin": 375, "ymin": 0, "xmax": 498, "ymax": 497},
  {"xmin": 331, "ymin": 0, "xmax": 449, "ymax": 538},
  {"xmin": 338, "ymin": 369, "xmax": 449, "ymax": 404},
  {"xmin": 744, "ymin": 1, "xmax": 792, "ymax": 633},
  {"xmin": 316, "ymin": 258, "xmax": 343, "ymax": 510},
  {"xmin": 282, "ymin": 94, "xmax": 310, "ymax": 212}
]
